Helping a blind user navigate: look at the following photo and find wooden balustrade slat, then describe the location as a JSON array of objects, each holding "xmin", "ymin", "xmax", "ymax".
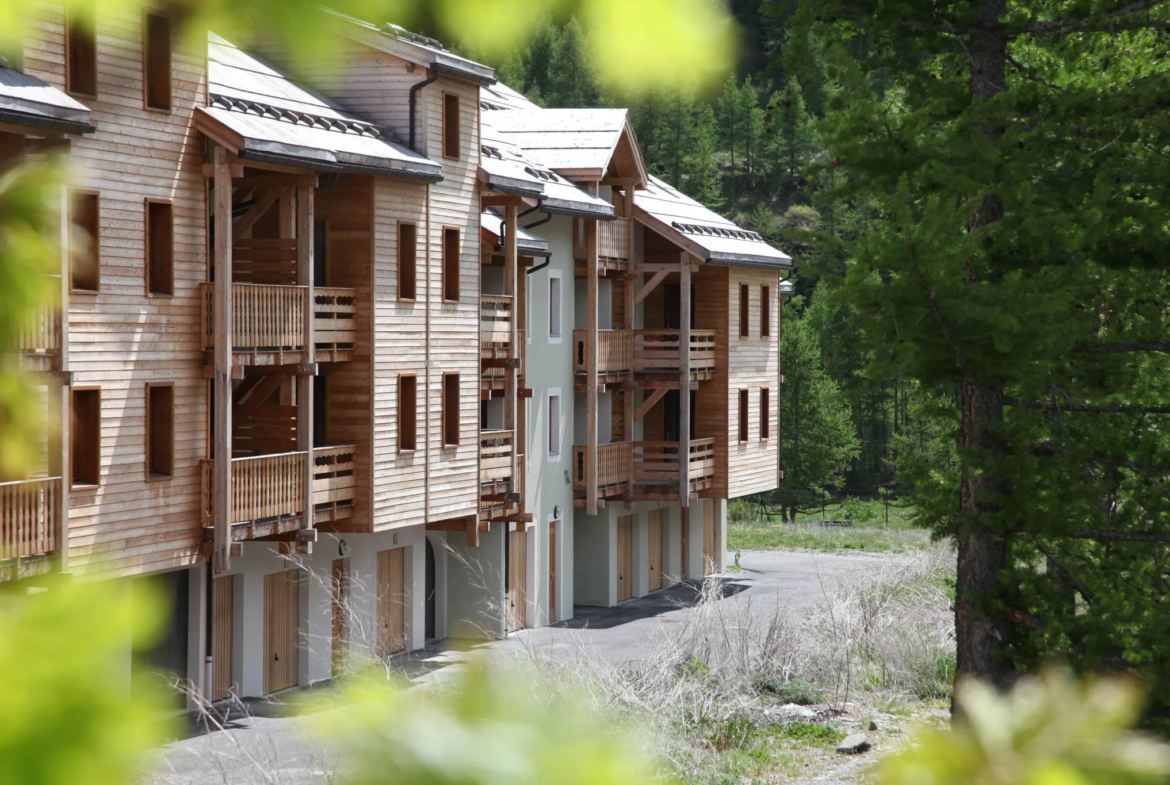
[
  {"xmin": 0, "ymin": 478, "xmax": 60, "ymax": 560},
  {"xmin": 598, "ymin": 217, "xmax": 631, "ymax": 262}
]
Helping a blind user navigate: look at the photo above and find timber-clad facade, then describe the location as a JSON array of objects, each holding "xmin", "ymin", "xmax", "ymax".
[{"xmin": 0, "ymin": 9, "xmax": 789, "ymax": 701}]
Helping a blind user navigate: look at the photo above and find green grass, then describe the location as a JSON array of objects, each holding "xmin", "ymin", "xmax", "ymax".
[
  {"xmin": 734, "ymin": 498, "xmax": 921, "ymax": 529},
  {"xmin": 728, "ymin": 521, "xmax": 932, "ymax": 553}
]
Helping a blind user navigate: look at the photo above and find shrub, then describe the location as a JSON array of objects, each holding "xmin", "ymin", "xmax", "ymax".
[{"xmin": 728, "ymin": 499, "xmax": 755, "ymax": 523}]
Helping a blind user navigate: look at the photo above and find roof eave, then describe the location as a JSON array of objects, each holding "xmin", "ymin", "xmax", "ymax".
[
  {"xmin": 704, "ymin": 253, "xmax": 794, "ymax": 270},
  {"xmin": 482, "ymin": 170, "xmax": 544, "ymax": 199},
  {"xmin": 0, "ymin": 106, "xmax": 95, "ymax": 135},
  {"xmin": 542, "ymin": 197, "xmax": 616, "ymax": 220}
]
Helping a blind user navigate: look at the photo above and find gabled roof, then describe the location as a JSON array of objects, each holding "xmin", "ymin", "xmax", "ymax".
[
  {"xmin": 485, "ymin": 108, "xmax": 648, "ymax": 185},
  {"xmin": 480, "ymin": 82, "xmax": 540, "ymax": 112},
  {"xmin": 328, "ymin": 11, "xmax": 496, "ymax": 86},
  {"xmin": 197, "ymin": 33, "xmax": 441, "ymax": 181},
  {"xmin": 636, "ymin": 176, "xmax": 791, "ymax": 269},
  {"xmin": 481, "ymin": 210, "xmax": 550, "ymax": 258},
  {"xmin": 480, "ymin": 111, "xmax": 615, "ymax": 220},
  {"xmin": 0, "ymin": 67, "xmax": 94, "ymax": 135}
]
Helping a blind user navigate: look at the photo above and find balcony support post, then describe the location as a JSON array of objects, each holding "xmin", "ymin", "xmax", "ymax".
[
  {"xmin": 623, "ymin": 181, "xmax": 637, "ymax": 494},
  {"xmin": 212, "ymin": 146, "xmax": 238, "ymax": 572},
  {"xmin": 296, "ymin": 184, "xmax": 315, "ymax": 538},
  {"xmin": 586, "ymin": 209, "xmax": 599, "ymax": 515},
  {"xmin": 55, "ymin": 181, "xmax": 71, "ymax": 572},
  {"xmin": 504, "ymin": 205, "xmax": 518, "ymax": 492},
  {"xmin": 679, "ymin": 252, "xmax": 691, "ymax": 507}
]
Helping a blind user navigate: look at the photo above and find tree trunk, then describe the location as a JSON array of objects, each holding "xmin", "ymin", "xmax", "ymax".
[{"xmin": 954, "ymin": 0, "xmax": 1013, "ymax": 705}]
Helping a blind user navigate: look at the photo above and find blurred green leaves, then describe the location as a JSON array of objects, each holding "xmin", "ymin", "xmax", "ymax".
[
  {"xmin": 321, "ymin": 665, "xmax": 664, "ymax": 785},
  {"xmin": 875, "ymin": 669, "xmax": 1170, "ymax": 785},
  {"xmin": 0, "ymin": 578, "xmax": 172, "ymax": 785}
]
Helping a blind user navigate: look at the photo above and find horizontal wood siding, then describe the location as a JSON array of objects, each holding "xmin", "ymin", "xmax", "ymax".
[{"xmin": 25, "ymin": 5, "xmax": 206, "ymax": 579}]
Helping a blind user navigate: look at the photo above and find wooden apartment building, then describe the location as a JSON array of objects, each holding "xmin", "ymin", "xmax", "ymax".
[{"xmin": 0, "ymin": 8, "xmax": 789, "ymax": 702}]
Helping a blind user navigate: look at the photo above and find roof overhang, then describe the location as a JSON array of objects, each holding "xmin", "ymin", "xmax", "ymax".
[
  {"xmin": 543, "ymin": 197, "xmax": 616, "ymax": 220},
  {"xmin": 196, "ymin": 107, "xmax": 443, "ymax": 182},
  {"xmin": 480, "ymin": 167, "xmax": 544, "ymax": 199},
  {"xmin": 0, "ymin": 106, "xmax": 94, "ymax": 135},
  {"xmin": 633, "ymin": 205, "xmax": 792, "ymax": 269},
  {"xmin": 331, "ymin": 13, "xmax": 497, "ymax": 86},
  {"xmin": 705, "ymin": 253, "xmax": 794, "ymax": 270}
]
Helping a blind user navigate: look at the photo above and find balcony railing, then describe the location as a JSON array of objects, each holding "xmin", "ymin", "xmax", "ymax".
[
  {"xmin": 200, "ymin": 283, "xmax": 357, "ymax": 365},
  {"xmin": 1, "ymin": 477, "xmax": 61, "ymax": 562},
  {"xmin": 481, "ymin": 295, "xmax": 513, "ymax": 346},
  {"xmin": 313, "ymin": 445, "xmax": 357, "ymax": 523},
  {"xmin": 572, "ymin": 329, "xmax": 717, "ymax": 376},
  {"xmin": 13, "ymin": 301, "xmax": 61, "ymax": 361},
  {"xmin": 572, "ymin": 438, "xmax": 716, "ymax": 500},
  {"xmin": 480, "ymin": 430, "xmax": 514, "ymax": 484},
  {"xmin": 598, "ymin": 217, "xmax": 631, "ymax": 263},
  {"xmin": 201, "ymin": 446, "xmax": 359, "ymax": 537}
]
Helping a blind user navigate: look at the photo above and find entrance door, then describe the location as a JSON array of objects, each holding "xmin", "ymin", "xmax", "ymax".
[
  {"xmin": 212, "ymin": 576, "xmax": 233, "ymax": 700},
  {"xmin": 617, "ymin": 516, "xmax": 634, "ymax": 602},
  {"xmin": 702, "ymin": 499, "xmax": 717, "ymax": 575},
  {"xmin": 508, "ymin": 528, "xmax": 527, "ymax": 631},
  {"xmin": 648, "ymin": 509, "xmax": 663, "ymax": 591},
  {"xmin": 549, "ymin": 521, "xmax": 558, "ymax": 623},
  {"xmin": 424, "ymin": 538, "xmax": 436, "ymax": 640},
  {"xmin": 264, "ymin": 570, "xmax": 299, "ymax": 695},
  {"xmin": 376, "ymin": 548, "xmax": 405, "ymax": 657},
  {"xmin": 331, "ymin": 558, "xmax": 349, "ymax": 676}
]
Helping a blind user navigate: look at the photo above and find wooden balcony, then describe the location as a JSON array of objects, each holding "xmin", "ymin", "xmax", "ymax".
[
  {"xmin": 11, "ymin": 296, "xmax": 61, "ymax": 372},
  {"xmin": 599, "ymin": 217, "xmax": 632, "ymax": 264},
  {"xmin": 200, "ymin": 283, "xmax": 357, "ymax": 366},
  {"xmin": 572, "ymin": 438, "xmax": 717, "ymax": 504},
  {"xmin": 480, "ymin": 430, "xmax": 523, "ymax": 523},
  {"xmin": 481, "ymin": 295, "xmax": 520, "ymax": 394},
  {"xmin": 201, "ymin": 446, "xmax": 358, "ymax": 539},
  {"xmin": 481, "ymin": 295, "xmax": 513, "ymax": 346},
  {"xmin": 0, "ymin": 477, "xmax": 61, "ymax": 581},
  {"xmin": 572, "ymin": 329, "xmax": 717, "ymax": 380}
]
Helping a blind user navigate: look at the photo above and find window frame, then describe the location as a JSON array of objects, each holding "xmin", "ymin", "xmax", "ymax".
[
  {"xmin": 760, "ymin": 387, "xmax": 771, "ymax": 441},
  {"xmin": 738, "ymin": 283, "xmax": 750, "ymax": 338},
  {"xmin": 442, "ymin": 226, "xmax": 460, "ymax": 303},
  {"xmin": 71, "ymin": 386, "xmax": 101, "ymax": 489},
  {"xmin": 441, "ymin": 372, "xmax": 460, "ymax": 447},
  {"xmin": 397, "ymin": 374, "xmax": 418, "ymax": 453},
  {"xmin": 442, "ymin": 92, "xmax": 461, "ymax": 160},
  {"xmin": 738, "ymin": 388, "xmax": 749, "ymax": 442},
  {"xmin": 397, "ymin": 221, "xmax": 417, "ymax": 302},
  {"xmin": 547, "ymin": 269, "xmax": 563, "ymax": 343},
  {"xmin": 547, "ymin": 388, "xmax": 562, "ymax": 462},
  {"xmin": 142, "ymin": 9, "xmax": 173, "ymax": 112},
  {"xmin": 145, "ymin": 198, "xmax": 174, "ymax": 297},
  {"xmin": 65, "ymin": 0, "xmax": 97, "ymax": 98},
  {"xmin": 145, "ymin": 382, "xmax": 174, "ymax": 481},
  {"xmin": 70, "ymin": 189, "xmax": 101, "ymax": 293},
  {"xmin": 761, "ymin": 285, "xmax": 771, "ymax": 338}
]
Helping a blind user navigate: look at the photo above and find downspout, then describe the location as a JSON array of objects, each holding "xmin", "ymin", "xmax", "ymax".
[
  {"xmin": 523, "ymin": 208, "xmax": 553, "ymax": 275},
  {"xmin": 409, "ymin": 70, "xmax": 440, "ymax": 153}
]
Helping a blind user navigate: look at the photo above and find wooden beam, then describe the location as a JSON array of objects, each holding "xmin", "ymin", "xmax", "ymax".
[
  {"xmin": 201, "ymin": 162, "xmax": 244, "ymax": 179},
  {"xmin": 679, "ymin": 251, "xmax": 691, "ymax": 508},
  {"xmin": 296, "ymin": 184, "xmax": 315, "ymax": 534},
  {"xmin": 503, "ymin": 204, "xmax": 519, "ymax": 498},
  {"xmin": 635, "ymin": 387, "xmax": 669, "ymax": 422},
  {"xmin": 213, "ymin": 146, "xmax": 237, "ymax": 573},
  {"xmin": 233, "ymin": 187, "xmax": 286, "ymax": 237},
  {"xmin": 481, "ymin": 357, "xmax": 521, "ymax": 369},
  {"xmin": 635, "ymin": 269, "xmax": 669, "ymax": 305},
  {"xmin": 586, "ymin": 199, "xmax": 600, "ymax": 516},
  {"xmin": 232, "ymin": 373, "xmax": 287, "ymax": 423},
  {"xmin": 467, "ymin": 515, "xmax": 480, "ymax": 548}
]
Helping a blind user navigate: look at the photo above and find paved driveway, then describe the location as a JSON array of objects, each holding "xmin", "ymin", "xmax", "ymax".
[{"xmin": 150, "ymin": 549, "xmax": 894, "ymax": 785}]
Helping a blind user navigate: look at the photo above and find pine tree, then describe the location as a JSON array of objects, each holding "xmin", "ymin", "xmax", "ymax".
[
  {"xmin": 685, "ymin": 104, "xmax": 724, "ymax": 210},
  {"xmin": 792, "ymin": 0, "xmax": 1170, "ymax": 703},
  {"xmin": 769, "ymin": 76, "xmax": 816, "ymax": 180},
  {"xmin": 546, "ymin": 17, "xmax": 597, "ymax": 108},
  {"xmin": 716, "ymin": 74, "xmax": 741, "ymax": 188}
]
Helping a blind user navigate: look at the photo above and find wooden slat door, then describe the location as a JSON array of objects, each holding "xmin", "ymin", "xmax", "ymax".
[
  {"xmin": 331, "ymin": 558, "xmax": 349, "ymax": 676},
  {"xmin": 508, "ymin": 529, "xmax": 527, "ymax": 631},
  {"xmin": 648, "ymin": 509, "xmax": 663, "ymax": 592},
  {"xmin": 617, "ymin": 516, "xmax": 633, "ymax": 602},
  {"xmin": 548, "ymin": 521, "xmax": 557, "ymax": 623},
  {"xmin": 212, "ymin": 576, "xmax": 233, "ymax": 701},
  {"xmin": 263, "ymin": 570, "xmax": 299, "ymax": 695},
  {"xmin": 376, "ymin": 548, "xmax": 405, "ymax": 657},
  {"xmin": 702, "ymin": 499, "xmax": 717, "ymax": 576}
]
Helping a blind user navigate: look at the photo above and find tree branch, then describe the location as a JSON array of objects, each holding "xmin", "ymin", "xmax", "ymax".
[
  {"xmin": 1064, "ymin": 529, "xmax": 1170, "ymax": 543},
  {"xmin": 1073, "ymin": 341, "xmax": 1170, "ymax": 354},
  {"xmin": 1023, "ymin": 0, "xmax": 1170, "ymax": 35},
  {"xmin": 1010, "ymin": 398, "xmax": 1170, "ymax": 414}
]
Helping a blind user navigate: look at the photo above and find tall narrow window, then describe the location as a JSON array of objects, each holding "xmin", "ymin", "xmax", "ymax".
[
  {"xmin": 760, "ymin": 388, "xmax": 770, "ymax": 440},
  {"xmin": 146, "ymin": 200, "xmax": 173, "ymax": 295},
  {"xmin": 72, "ymin": 388, "xmax": 101, "ymax": 487},
  {"xmin": 70, "ymin": 191, "xmax": 100, "ymax": 292},
  {"xmin": 398, "ymin": 375, "xmax": 417, "ymax": 452},
  {"xmin": 548, "ymin": 392, "xmax": 562, "ymax": 459},
  {"xmin": 443, "ymin": 93, "xmax": 460, "ymax": 159},
  {"xmin": 442, "ymin": 373, "xmax": 460, "ymax": 447},
  {"xmin": 146, "ymin": 384, "xmax": 174, "ymax": 479},
  {"xmin": 442, "ymin": 227, "xmax": 460, "ymax": 302},
  {"xmin": 143, "ymin": 11, "xmax": 172, "ymax": 111},
  {"xmin": 738, "ymin": 389, "xmax": 749, "ymax": 442},
  {"xmin": 398, "ymin": 222, "xmax": 417, "ymax": 301},
  {"xmin": 548, "ymin": 271, "xmax": 562, "ymax": 340},
  {"xmin": 761, "ymin": 285, "xmax": 771, "ymax": 337},
  {"xmin": 739, "ymin": 283, "xmax": 750, "ymax": 338},
  {"xmin": 66, "ymin": 0, "xmax": 97, "ymax": 96}
]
